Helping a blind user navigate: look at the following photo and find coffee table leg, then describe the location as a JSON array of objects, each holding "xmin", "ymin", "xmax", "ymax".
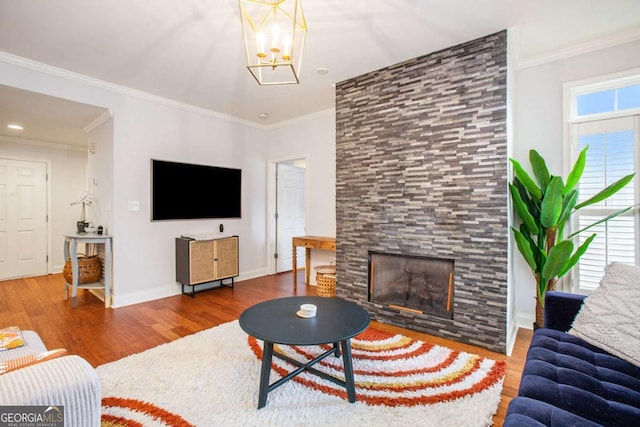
[
  {"xmin": 258, "ymin": 341, "xmax": 274, "ymax": 409},
  {"xmin": 341, "ymin": 339, "xmax": 357, "ymax": 403},
  {"xmin": 332, "ymin": 342, "xmax": 341, "ymax": 357}
]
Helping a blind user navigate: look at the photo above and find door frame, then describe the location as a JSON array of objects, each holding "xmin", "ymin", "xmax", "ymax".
[
  {"xmin": 266, "ymin": 154, "xmax": 310, "ymax": 275},
  {"xmin": 0, "ymin": 155, "xmax": 53, "ymax": 278}
]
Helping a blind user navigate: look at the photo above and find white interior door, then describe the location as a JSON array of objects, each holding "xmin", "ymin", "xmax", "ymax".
[
  {"xmin": 0, "ymin": 158, "xmax": 48, "ymax": 279},
  {"xmin": 276, "ymin": 162, "xmax": 306, "ymax": 273}
]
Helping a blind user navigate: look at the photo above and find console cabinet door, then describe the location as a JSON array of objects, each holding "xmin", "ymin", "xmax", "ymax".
[
  {"xmin": 215, "ymin": 237, "xmax": 239, "ymax": 279},
  {"xmin": 189, "ymin": 240, "xmax": 216, "ymax": 284}
]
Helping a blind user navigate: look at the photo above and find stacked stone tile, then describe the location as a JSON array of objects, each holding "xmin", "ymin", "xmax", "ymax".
[{"xmin": 335, "ymin": 30, "xmax": 508, "ymax": 353}]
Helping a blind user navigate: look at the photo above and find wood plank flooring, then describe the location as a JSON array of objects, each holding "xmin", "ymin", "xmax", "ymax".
[{"xmin": 0, "ymin": 271, "xmax": 531, "ymax": 426}]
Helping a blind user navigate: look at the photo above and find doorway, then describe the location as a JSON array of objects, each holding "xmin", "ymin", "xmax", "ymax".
[
  {"xmin": 0, "ymin": 157, "xmax": 48, "ymax": 279},
  {"xmin": 274, "ymin": 159, "xmax": 307, "ymax": 273}
]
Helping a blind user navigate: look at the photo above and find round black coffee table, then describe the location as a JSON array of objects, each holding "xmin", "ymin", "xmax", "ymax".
[{"xmin": 239, "ymin": 296, "xmax": 370, "ymax": 409}]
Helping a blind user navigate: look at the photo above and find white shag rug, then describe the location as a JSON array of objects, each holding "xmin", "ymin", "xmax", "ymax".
[{"xmin": 97, "ymin": 320, "xmax": 505, "ymax": 427}]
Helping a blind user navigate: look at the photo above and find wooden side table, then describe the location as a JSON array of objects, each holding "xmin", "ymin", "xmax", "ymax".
[
  {"xmin": 291, "ymin": 236, "xmax": 336, "ymax": 289},
  {"xmin": 63, "ymin": 233, "xmax": 112, "ymax": 308}
]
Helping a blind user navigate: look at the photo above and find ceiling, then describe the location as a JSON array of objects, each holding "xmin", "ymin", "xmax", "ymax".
[
  {"xmin": 0, "ymin": 0, "xmax": 639, "ymax": 146},
  {"xmin": 0, "ymin": 84, "xmax": 108, "ymax": 146}
]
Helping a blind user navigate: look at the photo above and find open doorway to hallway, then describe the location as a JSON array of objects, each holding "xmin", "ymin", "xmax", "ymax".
[{"xmin": 273, "ymin": 158, "xmax": 306, "ymax": 274}]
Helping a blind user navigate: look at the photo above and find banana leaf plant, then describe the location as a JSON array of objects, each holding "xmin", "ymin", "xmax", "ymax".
[{"xmin": 510, "ymin": 147, "xmax": 635, "ymax": 328}]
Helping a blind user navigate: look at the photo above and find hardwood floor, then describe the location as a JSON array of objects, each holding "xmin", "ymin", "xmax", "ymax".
[{"xmin": 0, "ymin": 271, "xmax": 532, "ymax": 426}]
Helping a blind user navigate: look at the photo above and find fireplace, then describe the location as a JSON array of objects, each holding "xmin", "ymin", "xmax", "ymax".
[{"xmin": 368, "ymin": 252, "xmax": 454, "ymax": 320}]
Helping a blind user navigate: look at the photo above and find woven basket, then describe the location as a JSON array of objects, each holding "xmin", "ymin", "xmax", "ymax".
[
  {"xmin": 63, "ymin": 255, "xmax": 101, "ymax": 284},
  {"xmin": 315, "ymin": 265, "xmax": 336, "ymax": 297}
]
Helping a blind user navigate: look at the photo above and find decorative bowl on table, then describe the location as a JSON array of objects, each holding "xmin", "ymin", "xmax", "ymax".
[{"xmin": 84, "ymin": 226, "xmax": 98, "ymax": 234}]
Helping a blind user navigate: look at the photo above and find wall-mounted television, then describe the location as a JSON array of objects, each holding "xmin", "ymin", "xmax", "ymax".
[{"xmin": 151, "ymin": 159, "xmax": 241, "ymax": 220}]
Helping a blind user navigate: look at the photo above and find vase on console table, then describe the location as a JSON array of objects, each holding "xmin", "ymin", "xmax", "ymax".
[
  {"xmin": 77, "ymin": 221, "xmax": 88, "ymax": 233},
  {"xmin": 72, "ymin": 196, "xmax": 93, "ymax": 234}
]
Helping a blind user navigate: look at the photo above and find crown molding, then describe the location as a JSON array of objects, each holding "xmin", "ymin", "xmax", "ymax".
[
  {"xmin": 83, "ymin": 110, "xmax": 114, "ymax": 134},
  {"xmin": 515, "ymin": 28, "xmax": 640, "ymax": 70},
  {"xmin": 0, "ymin": 134, "xmax": 86, "ymax": 152}
]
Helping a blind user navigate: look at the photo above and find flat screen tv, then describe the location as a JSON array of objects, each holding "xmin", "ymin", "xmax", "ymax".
[{"xmin": 151, "ymin": 159, "xmax": 241, "ymax": 220}]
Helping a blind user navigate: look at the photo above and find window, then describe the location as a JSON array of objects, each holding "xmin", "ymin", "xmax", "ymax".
[
  {"xmin": 576, "ymin": 84, "xmax": 640, "ymax": 116},
  {"xmin": 567, "ymin": 74, "xmax": 640, "ymax": 292}
]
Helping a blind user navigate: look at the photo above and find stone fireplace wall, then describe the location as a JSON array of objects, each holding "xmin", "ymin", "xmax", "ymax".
[{"xmin": 335, "ymin": 31, "xmax": 508, "ymax": 353}]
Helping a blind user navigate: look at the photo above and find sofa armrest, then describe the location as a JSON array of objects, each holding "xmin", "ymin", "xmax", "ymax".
[
  {"xmin": 544, "ymin": 291, "xmax": 586, "ymax": 331},
  {"xmin": 0, "ymin": 355, "xmax": 101, "ymax": 427}
]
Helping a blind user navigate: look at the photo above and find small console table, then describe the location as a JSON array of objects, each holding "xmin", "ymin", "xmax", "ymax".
[
  {"xmin": 292, "ymin": 236, "xmax": 336, "ymax": 289},
  {"xmin": 63, "ymin": 233, "xmax": 112, "ymax": 308},
  {"xmin": 175, "ymin": 235, "xmax": 239, "ymax": 297}
]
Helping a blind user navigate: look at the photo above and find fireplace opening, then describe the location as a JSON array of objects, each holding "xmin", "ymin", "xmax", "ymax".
[{"xmin": 368, "ymin": 251, "xmax": 454, "ymax": 320}]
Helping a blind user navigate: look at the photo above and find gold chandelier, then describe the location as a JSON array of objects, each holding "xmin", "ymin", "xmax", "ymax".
[{"xmin": 238, "ymin": 0, "xmax": 307, "ymax": 85}]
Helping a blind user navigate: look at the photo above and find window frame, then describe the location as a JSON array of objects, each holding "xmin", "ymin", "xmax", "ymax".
[{"xmin": 563, "ymin": 68, "xmax": 640, "ymax": 293}]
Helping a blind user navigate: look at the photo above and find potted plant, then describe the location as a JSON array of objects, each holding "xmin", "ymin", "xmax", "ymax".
[
  {"xmin": 71, "ymin": 191, "xmax": 94, "ymax": 233},
  {"xmin": 510, "ymin": 147, "xmax": 635, "ymax": 328}
]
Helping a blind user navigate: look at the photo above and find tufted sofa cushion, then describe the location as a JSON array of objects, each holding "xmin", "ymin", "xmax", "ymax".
[
  {"xmin": 506, "ymin": 328, "xmax": 640, "ymax": 426},
  {"xmin": 505, "ymin": 397, "xmax": 603, "ymax": 427}
]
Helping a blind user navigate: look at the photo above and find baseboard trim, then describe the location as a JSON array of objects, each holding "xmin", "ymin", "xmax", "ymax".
[
  {"xmin": 505, "ymin": 313, "xmax": 535, "ymax": 356},
  {"xmin": 515, "ymin": 313, "xmax": 535, "ymax": 331},
  {"xmin": 111, "ymin": 268, "xmax": 269, "ymax": 308}
]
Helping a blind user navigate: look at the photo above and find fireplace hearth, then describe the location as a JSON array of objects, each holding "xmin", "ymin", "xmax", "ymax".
[{"xmin": 369, "ymin": 252, "xmax": 454, "ymax": 320}]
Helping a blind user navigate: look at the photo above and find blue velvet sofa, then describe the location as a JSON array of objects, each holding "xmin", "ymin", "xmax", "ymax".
[{"xmin": 504, "ymin": 291, "xmax": 640, "ymax": 426}]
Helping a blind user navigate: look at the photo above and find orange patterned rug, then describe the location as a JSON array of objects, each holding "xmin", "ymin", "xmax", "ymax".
[
  {"xmin": 101, "ymin": 397, "xmax": 194, "ymax": 427},
  {"xmin": 248, "ymin": 326, "xmax": 506, "ymax": 408},
  {"xmin": 98, "ymin": 320, "xmax": 506, "ymax": 426}
]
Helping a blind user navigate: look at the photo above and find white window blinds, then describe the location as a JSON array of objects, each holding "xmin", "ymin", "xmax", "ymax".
[{"xmin": 572, "ymin": 116, "xmax": 639, "ymax": 290}]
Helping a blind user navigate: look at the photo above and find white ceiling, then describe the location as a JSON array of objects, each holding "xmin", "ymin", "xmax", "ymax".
[
  {"xmin": 1, "ymin": 0, "xmax": 639, "ymax": 146},
  {"xmin": 0, "ymin": 84, "xmax": 108, "ymax": 146}
]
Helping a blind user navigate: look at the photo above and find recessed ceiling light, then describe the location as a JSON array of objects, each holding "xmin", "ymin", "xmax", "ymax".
[
  {"xmin": 258, "ymin": 113, "xmax": 270, "ymax": 120},
  {"xmin": 316, "ymin": 68, "xmax": 329, "ymax": 75},
  {"xmin": 8, "ymin": 124, "xmax": 24, "ymax": 130}
]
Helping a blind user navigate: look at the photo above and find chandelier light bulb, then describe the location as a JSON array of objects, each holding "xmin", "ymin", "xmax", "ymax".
[
  {"xmin": 257, "ymin": 32, "xmax": 267, "ymax": 58},
  {"xmin": 270, "ymin": 24, "xmax": 281, "ymax": 52},
  {"xmin": 282, "ymin": 33, "xmax": 291, "ymax": 61}
]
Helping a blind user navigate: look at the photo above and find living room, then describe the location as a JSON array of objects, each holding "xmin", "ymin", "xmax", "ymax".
[
  {"xmin": 1, "ymin": 1, "xmax": 640, "ymax": 425},
  {"xmin": 0, "ymin": 1, "xmax": 638, "ymax": 335}
]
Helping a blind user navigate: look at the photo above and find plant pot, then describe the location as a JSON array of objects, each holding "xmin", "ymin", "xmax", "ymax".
[
  {"xmin": 77, "ymin": 221, "xmax": 88, "ymax": 233},
  {"xmin": 535, "ymin": 298, "xmax": 545, "ymax": 329}
]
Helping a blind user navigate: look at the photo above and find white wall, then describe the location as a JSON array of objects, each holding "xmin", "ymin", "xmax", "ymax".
[
  {"xmin": 108, "ymin": 96, "xmax": 268, "ymax": 306},
  {"xmin": 512, "ymin": 38, "xmax": 640, "ymax": 326},
  {"xmin": 266, "ymin": 109, "xmax": 337, "ymax": 281},
  {"xmin": 267, "ymin": 109, "xmax": 336, "ymax": 235},
  {"xmin": 0, "ymin": 139, "xmax": 88, "ymax": 270},
  {"xmin": 86, "ymin": 116, "xmax": 114, "ymax": 234},
  {"xmin": 505, "ymin": 31, "xmax": 517, "ymax": 353},
  {"xmin": 0, "ymin": 55, "xmax": 268, "ymax": 307}
]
